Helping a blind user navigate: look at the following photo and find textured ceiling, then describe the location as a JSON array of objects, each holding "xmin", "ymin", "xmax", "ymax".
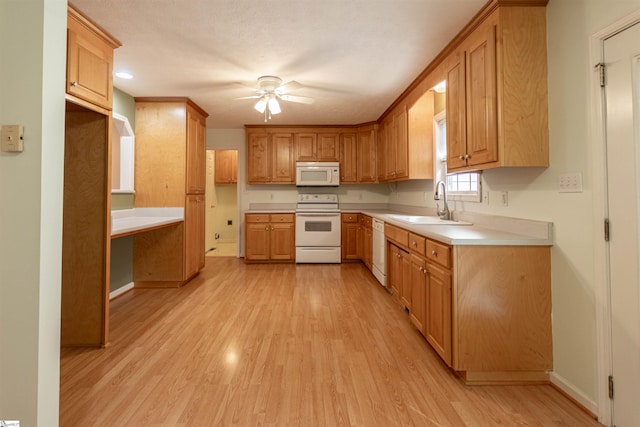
[{"xmin": 71, "ymin": 0, "xmax": 487, "ymax": 128}]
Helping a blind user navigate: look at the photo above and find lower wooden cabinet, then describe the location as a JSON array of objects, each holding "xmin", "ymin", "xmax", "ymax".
[
  {"xmin": 424, "ymin": 261, "xmax": 452, "ymax": 365},
  {"xmin": 341, "ymin": 213, "xmax": 360, "ymax": 260},
  {"xmin": 185, "ymin": 195, "xmax": 205, "ymax": 278},
  {"xmin": 361, "ymin": 215, "xmax": 373, "ymax": 270},
  {"xmin": 409, "ymin": 254, "xmax": 426, "ymax": 330},
  {"xmin": 245, "ymin": 213, "xmax": 295, "ymax": 262}
]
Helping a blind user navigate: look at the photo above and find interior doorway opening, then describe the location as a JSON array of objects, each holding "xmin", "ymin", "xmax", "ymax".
[{"xmin": 205, "ymin": 149, "xmax": 239, "ymax": 257}]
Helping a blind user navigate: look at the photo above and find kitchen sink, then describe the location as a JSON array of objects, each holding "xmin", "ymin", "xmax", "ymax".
[{"xmin": 386, "ymin": 214, "xmax": 472, "ymax": 226}]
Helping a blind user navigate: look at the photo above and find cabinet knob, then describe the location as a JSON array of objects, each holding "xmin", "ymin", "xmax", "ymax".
[
  {"xmin": 465, "ymin": 154, "xmax": 471, "ymax": 160},
  {"xmin": 71, "ymin": 81, "xmax": 78, "ymax": 87},
  {"xmin": 412, "ymin": 241, "xmax": 417, "ymax": 246},
  {"xmin": 459, "ymin": 155, "xmax": 464, "ymax": 160},
  {"xmin": 431, "ymin": 250, "xmax": 437, "ymax": 256},
  {"xmin": 265, "ymin": 226, "xmax": 269, "ymax": 231},
  {"xmin": 423, "ymin": 268, "xmax": 428, "ymax": 275}
]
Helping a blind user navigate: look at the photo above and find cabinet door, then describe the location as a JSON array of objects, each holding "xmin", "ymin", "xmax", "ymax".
[
  {"xmin": 357, "ymin": 128, "xmax": 376, "ymax": 183},
  {"xmin": 425, "ymin": 262, "xmax": 452, "ymax": 366},
  {"xmin": 465, "ymin": 24, "xmax": 498, "ymax": 167},
  {"xmin": 247, "ymin": 133, "xmax": 270, "ymax": 183},
  {"xmin": 340, "ymin": 133, "xmax": 358, "ymax": 183},
  {"xmin": 394, "ymin": 107, "xmax": 409, "ymax": 179},
  {"xmin": 376, "ymin": 123, "xmax": 387, "ymax": 182},
  {"xmin": 245, "ymin": 222, "xmax": 270, "ymax": 261},
  {"xmin": 184, "ymin": 195, "xmax": 203, "ymax": 279},
  {"xmin": 295, "ymin": 133, "xmax": 317, "ymax": 161},
  {"xmin": 409, "ymin": 255, "xmax": 427, "ymax": 332},
  {"xmin": 317, "ymin": 133, "xmax": 339, "ymax": 161},
  {"xmin": 446, "ymin": 51, "xmax": 467, "ymax": 171},
  {"xmin": 385, "ymin": 115, "xmax": 397, "ymax": 180},
  {"xmin": 271, "ymin": 133, "xmax": 295, "ymax": 183},
  {"xmin": 186, "ymin": 111, "xmax": 206, "ymax": 194},
  {"xmin": 400, "ymin": 248, "xmax": 412, "ymax": 309},
  {"xmin": 215, "ymin": 150, "xmax": 237, "ymax": 184},
  {"xmin": 66, "ymin": 15, "xmax": 114, "ymax": 110},
  {"xmin": 341, "ymin": 219, "xmax": 360, "ymax": 260},
  {"xmin": 388, "ymin": 244, "xmax": 402, "ymax": 298},
  {"xmin": 364, "ymin": 225, "xmax": 373, "ymax": 270},
  {"xmin": 197, "ymin": 195, "xmax": 206, "ymax": 269},
  {"xmin": 270, "ymin": 223, "xmax": 295, "ymax": 260}
]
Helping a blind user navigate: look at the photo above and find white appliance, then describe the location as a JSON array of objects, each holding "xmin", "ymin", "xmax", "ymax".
[
  {"xmin": 295, "ymin": 194, "xmax": 341, "ymax": 263},
  {"xmin": 295, "ymin": 162, "xmax": 340, "ymax": 187},
  {"xmin": 372, "ymin": 218, "xmax": 387, "ymax": 287}
]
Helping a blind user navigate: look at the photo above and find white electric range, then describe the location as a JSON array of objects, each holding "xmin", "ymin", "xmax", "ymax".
[{"xmin": 295, "ymin": 194, "xmax": 341, "ymax": 263}]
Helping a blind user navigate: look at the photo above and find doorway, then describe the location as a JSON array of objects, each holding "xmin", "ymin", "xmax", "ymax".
[
  {"xmin": 602, "ymin": 21, "xmax": 640, "ymax": 427},
  {"xmin": 205, "ymin": 150, "xmax": 238, "ymax": 257}
]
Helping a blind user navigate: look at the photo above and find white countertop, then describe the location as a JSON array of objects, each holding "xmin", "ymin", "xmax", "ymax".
[
  {"xmin": 111, "ymin": 208, "xmax": 184, "ymax": 238},
  {"xmin": 244, "ymin": 205, "xmax": 553, "ymax": 246}
]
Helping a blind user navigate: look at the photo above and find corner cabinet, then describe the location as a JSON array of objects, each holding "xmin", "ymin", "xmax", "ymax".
[
  {"xmin": 385, "ymin": 223, "xmax": 552, "ymax": 384},
  {"xmin": 133, "ymin": 98, "xmax": 209, "ymax": 287},
  {"xmin": 245, "ymin": 213, "xmax": 295, "ymax": 262},
  {"xmin": 446, "ymin": 5, "xmax": 549, "ymax": 172}
]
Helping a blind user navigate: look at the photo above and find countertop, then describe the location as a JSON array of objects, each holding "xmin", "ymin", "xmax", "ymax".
[
  {"xmin": 111, "ymin": 208, "xmax": 184, "ymax": 238},
  {"xmin": 245, "ymin": 205, "xmax": 553, "ymax": 246}
]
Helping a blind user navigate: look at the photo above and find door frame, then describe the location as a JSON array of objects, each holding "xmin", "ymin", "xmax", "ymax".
[{"xmin": 590, "ymin": 9, "xmax": 640, "ymax": 425}]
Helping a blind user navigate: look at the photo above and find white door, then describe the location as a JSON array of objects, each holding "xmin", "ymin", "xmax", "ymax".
[
  {"xmin": 604, "ymin": 22, "xmax": 640, "ymax": 427},
  {"xmin": 205, "ymin": 150, "xmax": 217, "ymax": 251}
]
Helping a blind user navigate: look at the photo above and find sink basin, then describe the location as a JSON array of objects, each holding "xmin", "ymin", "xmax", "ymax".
[{"xmin": 386, "ymin": 214, "xmax": 472, "ymax": 226}]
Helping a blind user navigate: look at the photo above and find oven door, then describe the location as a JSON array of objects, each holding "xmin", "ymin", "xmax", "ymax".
[{"xmin": 295, "ymin": 212, "xmax": 341, "ymax": 247}]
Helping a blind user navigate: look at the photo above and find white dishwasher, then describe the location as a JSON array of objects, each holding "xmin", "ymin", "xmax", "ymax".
[{"xmin": 372, "ymin": 218, "xmax": 387, "ymax": 287}]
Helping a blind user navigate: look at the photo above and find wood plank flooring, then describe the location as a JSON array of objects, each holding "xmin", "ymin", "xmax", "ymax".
[{"xmin": 60, "ymin": 258, "xmax": 602, "ymax": 426}]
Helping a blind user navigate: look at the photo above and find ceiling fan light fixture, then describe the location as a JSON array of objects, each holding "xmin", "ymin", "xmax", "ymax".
[
  {"xmin": 268, "ymin": 97, "xmax": 281, "ymax": 114},
  {"xmin": 254, "ymin": 98, "xmax": 267, "ymax": 113}
]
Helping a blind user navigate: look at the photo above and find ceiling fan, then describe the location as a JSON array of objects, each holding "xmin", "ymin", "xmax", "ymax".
[{"xmin": 238, "ymin": 76, "xmax": 314, "ymax": 122}]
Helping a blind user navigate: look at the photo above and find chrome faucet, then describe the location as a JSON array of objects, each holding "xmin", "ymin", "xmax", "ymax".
[{"xmin": 434, "ymin": 180, "xmax": 450, "ymax": 220}]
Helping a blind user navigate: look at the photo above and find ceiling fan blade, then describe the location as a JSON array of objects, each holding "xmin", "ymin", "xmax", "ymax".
[
  {"xmin": 279, "ymin": 94, "xmax": 314, "ymax": 104},
  {"xmin": 276, "ymin": 80, "xmax": 303, "ymax": 94},
  {"xmin": 234, "ymin": 95, "xmax": 262, "ymax": 100}
]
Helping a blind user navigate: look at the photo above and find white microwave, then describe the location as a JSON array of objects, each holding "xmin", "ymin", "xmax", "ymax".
[{"xmin": 295, "ymin": 162, "xmax": 340, "ymax": 186}]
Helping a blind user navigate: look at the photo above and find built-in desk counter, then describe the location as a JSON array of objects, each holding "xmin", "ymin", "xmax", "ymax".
[{"xmin": 111, "ymin": 208, "xmax": 184, "ymax": 239}]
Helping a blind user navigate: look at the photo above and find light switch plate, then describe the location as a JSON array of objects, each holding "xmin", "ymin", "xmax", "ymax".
[
  {"xmin": 1, "ymin": 125, "xmax": 24, "ymax": 152},
  {"xmin": 559, "ymin": 172, "xmax": 583, "ymax": 193}
]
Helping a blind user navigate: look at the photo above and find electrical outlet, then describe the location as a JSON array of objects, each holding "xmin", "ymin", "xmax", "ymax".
[
  {"xmin": 424, "ymin": 191, "xmax": 429, "ymax": 202},
  {"xmin": 498, "ymin": 191, "xmax": 508, "ymax": 207},
  {"xmin": 270, "ymin": 193, "xmax": 274, "ymax": 200},
  {"xmin": 483, "ymin": 192, "xmax": 489, "ymax": 204}
]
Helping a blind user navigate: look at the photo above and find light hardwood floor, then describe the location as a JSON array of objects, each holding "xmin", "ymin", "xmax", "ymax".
[{"xmin": 60, "ymin": 258, "xmax": 602, "ymax": 426}]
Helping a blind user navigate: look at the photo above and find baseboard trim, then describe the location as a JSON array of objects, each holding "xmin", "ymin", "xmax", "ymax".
[
  {"xmin": 109, "ymin": 282, "xmax": 134, "ymax": 300},
  {"xmin": 549, "ymin": 372, "xmax": 598, "ymax": 419}
]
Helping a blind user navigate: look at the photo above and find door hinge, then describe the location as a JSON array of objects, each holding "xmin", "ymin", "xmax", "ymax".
[
  {"xmin": 604, "ymin": 218, "xmax": 610, "ymax": 242},
  {"xmin": 596, "ymin": 62, "xmax": 606, "ymax": 87},
  {"xmin": 608, "ymin": 375, "xmax": 614, "ymax": 399}
]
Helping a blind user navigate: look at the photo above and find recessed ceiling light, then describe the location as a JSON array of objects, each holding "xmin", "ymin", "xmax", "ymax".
[{"xmin": 115, "ymin": 71, "xmax": 133, "ymax": 79}]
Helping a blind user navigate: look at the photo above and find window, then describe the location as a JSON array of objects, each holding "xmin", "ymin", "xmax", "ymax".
[{"xmin": 433, "ymin": 110, "xmax": 482, "ymax": 202}]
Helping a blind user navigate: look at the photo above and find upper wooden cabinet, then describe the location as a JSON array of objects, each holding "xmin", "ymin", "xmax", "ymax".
[
  {"xmin": 295, "ymin": 132, "xmax": 339, "ymax": 162},
  {"xmin": 215, "ymin": 150, "xmax": 238, "ymax": 184},
  {"xmin": 339, "ymin": 132, "xmax": 358, "ymax": 183},
  {"xmin": 246, "ymin": 129, "xmax": 295, "ymax": 184},
  {"xmin": 446, "ymin": 6, "xmax": 548, "ymax": 172},
  {"xmin": 357, "ymin": 125, "xmax": 376, "ymax": 183},
  {"xmin": 66, "ymin": 5, "xmax": 121, "ymax": 111},
  {"xmin": 186, "ymin": 107, "xmax": 207, "ymax": 194}
]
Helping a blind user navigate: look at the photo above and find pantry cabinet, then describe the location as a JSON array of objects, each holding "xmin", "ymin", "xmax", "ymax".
[
  {"xmin": 133, "ymin": 98, "xmax": 209, "ymax": 287},
  {"xmin": 446, "ymin": 6, "xmax": 548, "ymax": 172},
  {"xmin": 245, "ymin": 213, "xmax": 295, "ymax": 261},
  {"xmin": 60, "ymin": 4, "xmax": 121, "ymax": 347}
]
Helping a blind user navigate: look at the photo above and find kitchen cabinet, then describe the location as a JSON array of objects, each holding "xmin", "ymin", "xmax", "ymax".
[
  {"xmin": 446, "ymin": 6, "xmax": 548, "ymax": 172},
  {"xmin": 215, "ymin": 150, "xmax": 238, "ymax": 184},
  {"xmin": 357, "ymin": 125, "xmax": 377, "ymax": 183},
  {"xmin": 133, "ymin": 98, "xmax": 209, "ymax": 287},
  {"xmin": 245, "ymin": 213, "xmax": 295, "ymax": 262},
  {"xmin": 246, "ymin": 130, "xmax": 295, "ymax": 184},
  {"xmin": 60, "ymin": 4, "xmax": 120, "ymax": 347},
  {"xmin": 376, "ymin": 122, "xmax": 387, "ymax": 182},
  {"xmin": 66, "ymin": 5, "xmax": 121, "ymax": 111},
  {"xmin": 339, "ymin": 132, "xmax": 358, "ymax": 183},
  {"xmin": 385, "ymin": 221, "xmax": 551, "ymax": 383},
  {"xmin": 295, "ymin": 132, "xmax": 339, "ymax": 162},
  {"xmin": 385, "ymin": 107, "xmax": 408, "ymax": 180},
  {"xmin": 341, "ymin": 213, "xmax": 360, "ymax": 260},
  {"xmin": 359, "ymin": 215, "xmax": 373, "ymax": 270}
]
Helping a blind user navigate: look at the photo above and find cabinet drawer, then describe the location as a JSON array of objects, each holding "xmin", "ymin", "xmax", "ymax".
[
  {"xmin": 342, "ymin": 213, "xmax": 359, "ymax": 223},
  {"xmin": 270, "ymin": 213, "xmax": 294, "ymax": 223},
  {"xmin": 426, "ymin": 239, "xmax": 451, "ymax": 269},
  {"xmin": 408, "ymin": 233, "xmax": 426, "ymax": 256},
  {"xmin": 246, "ymin": 214, "xmax": 270, "ymax": 223},
  {"xmin": 385, "ymin": 223, "xmax": 408, "ymax": 247}
]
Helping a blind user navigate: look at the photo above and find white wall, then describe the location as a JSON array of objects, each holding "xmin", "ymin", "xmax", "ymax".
[{"xmin": 0, "ymin": 0, "xmax": 66, "ymax": 425}]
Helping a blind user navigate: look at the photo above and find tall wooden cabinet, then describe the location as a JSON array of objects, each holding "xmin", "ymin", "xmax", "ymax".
[
  {"xmin": 61, "ymin": 4, "xmax": 120, "ymax": 347},
  {"xmin": 133, "ymin": 97, "xmax": 209, "ymax": 287}
]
